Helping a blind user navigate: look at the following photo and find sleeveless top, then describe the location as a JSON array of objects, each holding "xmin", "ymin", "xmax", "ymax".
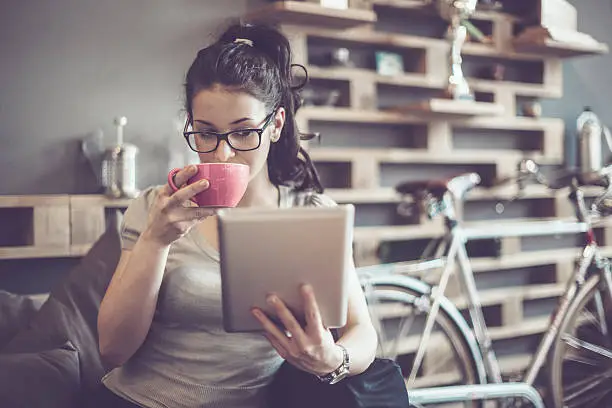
[{"xmin": 102, "ymin": 185, "xmax": 337, "ymax": 408}]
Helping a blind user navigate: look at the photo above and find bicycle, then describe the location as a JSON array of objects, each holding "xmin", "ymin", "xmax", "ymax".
[{"xmin": 357, "ymin": 160, "xmax": 612, "ymax": 407}]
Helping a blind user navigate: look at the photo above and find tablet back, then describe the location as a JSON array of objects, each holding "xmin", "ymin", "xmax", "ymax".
[{"xmin": 217, "ymin": 204, "xmax": 354, "ymax": 333}]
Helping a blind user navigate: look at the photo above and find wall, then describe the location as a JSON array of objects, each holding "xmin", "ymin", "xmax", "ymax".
[
  {"xmin": 0, "ymin": 0, "xmax": 609, "ymax": 195},
  {"xmin": 0, "ymin": 0, "xmax": 263, "ymax": 195},
  {"xmin": 541, "ymin": 0, "xmax": 612, "ymax": 167}
]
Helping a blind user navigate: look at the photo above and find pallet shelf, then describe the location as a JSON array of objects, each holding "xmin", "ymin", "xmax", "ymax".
[
  {"xmin": 243, "ymin": 1, "xmax": 377, "ymax": 29},
  {"xmin": 369, "ymin": 0, "xmax": 608, "ymax": 59},
  {"xmin": 0, "ymin": 195, "xmax": 70, "ymax": 260},
  {"xmin": 0, "ymin": 194, "xmax": 130, "ymax": 260}
]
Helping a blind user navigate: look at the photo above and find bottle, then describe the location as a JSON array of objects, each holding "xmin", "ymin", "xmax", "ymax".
[{"xmin": 577, "ymin": 107, "xmax": 605, "ymax": 174}]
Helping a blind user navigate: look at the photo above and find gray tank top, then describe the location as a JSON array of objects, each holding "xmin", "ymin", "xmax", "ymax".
[{"xmin": 102, "ymin": 185, "xmax": 336, "ymax": 408}]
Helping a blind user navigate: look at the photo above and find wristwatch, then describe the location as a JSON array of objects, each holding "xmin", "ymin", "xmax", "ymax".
[{"xmin": 317, "ymin": 344, "xmax": 350, "ymax": 385}]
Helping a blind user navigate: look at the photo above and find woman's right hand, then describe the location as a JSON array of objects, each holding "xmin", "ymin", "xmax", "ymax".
[{"xmin": 142, "ymin": 165, "xmax": 215, "ymax": 246}]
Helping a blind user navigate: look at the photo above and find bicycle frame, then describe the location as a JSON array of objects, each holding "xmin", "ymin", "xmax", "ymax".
[{"xmin": 409, "ymin": 183, "xmax": 612, "ymax": 397}]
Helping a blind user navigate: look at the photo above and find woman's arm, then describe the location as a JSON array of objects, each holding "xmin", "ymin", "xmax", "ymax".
[
  {"xmin": 335, "ymin": 266, "xmax": 378, "ymax": 376},
  {"xmin": 98, "ymin": 166, "xmax": 214, "ymax": 368},
  {"xmin": 97, "ymin": 236, "xmax": 171, "ymax": 368}
]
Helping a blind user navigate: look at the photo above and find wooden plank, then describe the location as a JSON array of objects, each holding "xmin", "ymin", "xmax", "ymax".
[
  {"xmin": 33, "ymin": 205, "xmax": 70, "ymax": 249},
  {"xmin": 350, "ymin": 156, "xmax": 379, "ymax": 189},
  {"xmin": 493, "ymin": 87, "xmax": 517, "ymax": 118},
  {"xmin": 349, "ymin": 75, "xmax": 377, "ymax": 110},
  {"xmin": 0, "ymin": 195, "xmax": 69, "ymax": 207},
  {"xmin": 325, "ymin": 184, "xmax": 604, "ymax": 205},
  {"xmin": 501, "ymin": 296, "xmax": 524, "ymax": 327},
  {"xmin": 369, "ymin": 0, "xmax": 521, "ymax": 23},
  {"xmin": 427, "ymin": 121, "xmax": 453, "ymax": 152},
  {"xmin": 388, "ymin": 99, "xmax": 505, "ymax": 117},
  {"xmin": 308, "ymin": 147, "xmax": 557, "ymax": 166},
  {"xmin": 542, "ymin": 58, "xmax": 564, "ymax": 98},
  {"xmin": 243, "ymin": 1, "xmax": 376, "ymax": 29},
  {"xmin": 306, "ymin": 64, "xmax": 554, "ymax": 97},
  {"xmin": 0, "ymin": 246, "xmax": 73, "ymax": 260},
  {"xmin": 513, "ymin": 38, "xmax": 609, "ymax": 58},
  {"xmin": 469, "ymin": 78, "xmax": 557, "ymax": 98},
  {"xmin": 299, "ymin": 106, "xmax": 564, "ymax": 131},
  {"xmin": 306, "ymin": 65, "xmax": 440, "ymax": 90}
]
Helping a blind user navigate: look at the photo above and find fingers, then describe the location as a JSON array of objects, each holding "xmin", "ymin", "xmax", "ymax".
[
  {"xmin": 168, "ymin": 179, "xmax": 210, "ymax": 207},
  {"xmin": 174, "ymin": 206, "xmax": 216, "ymax": 221},
  {"xmin": 301, "ymin": 284, "xmax": 325, "ymax": 339},
  {"xmin": 174, "ymin": 165, "xmax": 199, "ymax": 188},
  {"xmin": 266, "ymin": 295, "xmax": 308, "ymax": 348},
  {"xmin": 251, "ymin": 308, "xmax": 292, "ymax": 353},
  {"xmin": 263, "ymin": 333, "xmax": 289, "ymax": 360}
]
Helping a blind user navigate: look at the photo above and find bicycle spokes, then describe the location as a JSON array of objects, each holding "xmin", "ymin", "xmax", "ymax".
[{"xmin": 559, "ymin": 288, "xmax": 612, "ymax": 407}]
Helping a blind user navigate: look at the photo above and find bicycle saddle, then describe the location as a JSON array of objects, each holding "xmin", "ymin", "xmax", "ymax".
[
  {"xmin": 395, "ymin": 173, "xmax": 481, "ymax": 199},
  {"xmin": 546, "ymin": 168, "xmax": 610, "ymax": 190}
]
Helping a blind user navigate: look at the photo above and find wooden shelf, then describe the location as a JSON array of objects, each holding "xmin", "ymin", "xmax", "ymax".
[
  {"xmin": 305, "ymin": 64, "xmax": 556, "ymax": 98},
  {"xmin": 513, "ymin": 39, "xmax": 609, "ymax": 58},
  {"xmin": 244, "ymin": 1, "xmax": 376, "ymax": 29},
  {"xmin": 298, "ymin": 25, "xmax": 545, "ymax": 62},
  {"xmin": 300, "ymin": 106, "xmax": 563, "ymax": 131},
  {"xmin": 378, "ymin": 316, "xmax": 550, "ymax": 359},
  {"xmin": 306, "ymin": 65, "xmax": 441, "ymax": 90},
  {"xmin": 327, "ymin": 184, "xmax": 605, "ymax": 204},
  {"xmin": 308, "ymin": 146, "xmax": 554, "ymax": 165},
  {"xmin": 0, "ymin": 195, "xmax": 69, "ymax": 207},
  {"xmin": 387, "ymin": 98, "xmax": 505, "ymax": 117},
  {"xmin": 353, "ymin": 216, "xmax": 581, "ymax": 243},
  {"xmin": 0, "ymin": 246, "xmax": 72, "ymax": 260},
  {"xmin": 369, "ymin": 0, "xmax": 521, "ymax": 23}
]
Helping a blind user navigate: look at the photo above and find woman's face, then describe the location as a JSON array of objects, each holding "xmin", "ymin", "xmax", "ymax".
[{"xmin": 189, "ymin": 86, "xmax": 285, "ymax": 182}]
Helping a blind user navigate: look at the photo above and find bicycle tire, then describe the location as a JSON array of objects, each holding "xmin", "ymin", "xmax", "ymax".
[
  {"xmin": 361, "ymin": 274, "xmax": 484, "ymax": 408},
  {"xmin": 549, "ymin": 274, "xmax": 612, "ymax": 407}
]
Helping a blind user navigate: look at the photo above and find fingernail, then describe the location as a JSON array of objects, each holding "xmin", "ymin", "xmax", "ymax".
[
  {"xmin": 189, "ymin": 165, "xmax": 197, "ymax": 171},
  {"xmin": 198, "ymin": 179, "xmax": 208, "ymax": 187},
  {"xmin": 251, "ymin": 308, "xmax": 260, "ymax": 317},
  {"xmin": 302, "ymin": 284, "xmax": 312, "ymax": 293},
  {"xmin": 267, "ymin": 295, "xmax": 277, "ymax": 304}
]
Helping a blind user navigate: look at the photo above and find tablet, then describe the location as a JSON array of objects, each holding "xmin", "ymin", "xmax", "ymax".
[{"xmin": 217, "ymin": 204, "xmax": 355, "ymax": 333}]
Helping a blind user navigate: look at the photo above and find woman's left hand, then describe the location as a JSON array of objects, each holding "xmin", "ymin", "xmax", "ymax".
[{"xmin": 251, "ymin": 284, "xmax": 344, "ymax": 377}]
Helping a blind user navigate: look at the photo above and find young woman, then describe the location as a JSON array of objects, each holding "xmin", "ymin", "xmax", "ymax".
[{"xmin": 95, "ymin": 22, "xmax": 378, "ymax": 408}]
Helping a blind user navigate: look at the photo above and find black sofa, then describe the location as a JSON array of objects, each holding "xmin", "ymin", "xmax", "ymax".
[{"xmin": 0, "ymin": 212, "xmax": 122, "ymax": 408}]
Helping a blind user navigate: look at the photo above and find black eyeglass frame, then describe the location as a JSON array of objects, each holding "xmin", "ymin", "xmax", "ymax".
[{"xmin": 183, "ymin": 108, "xmax": 278, "ymax": 153}]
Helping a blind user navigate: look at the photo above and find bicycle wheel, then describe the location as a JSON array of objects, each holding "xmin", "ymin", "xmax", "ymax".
[
  {"xmin": 550, "ymin": 274, "xmax": 612, "ymax": 407},
  {"xmin": 363, "ymin": 276, "xmax": 482, "ymax": 407}
]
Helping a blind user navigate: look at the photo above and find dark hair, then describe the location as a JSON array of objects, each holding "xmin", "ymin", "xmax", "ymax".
[{"xmin": 184, "ymin": 22, "xmax": 323, "ymax": 193}]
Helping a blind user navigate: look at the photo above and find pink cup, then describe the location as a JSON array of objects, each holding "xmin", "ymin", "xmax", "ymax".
[{"xmin": 167, "ymin": 163, "xmax": 250, "ymax": 208}]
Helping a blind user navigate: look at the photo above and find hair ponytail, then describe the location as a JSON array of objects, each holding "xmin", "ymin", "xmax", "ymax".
[{"xmin": 185, "ymin": 22, "xmax": 323, "ymax": 193}]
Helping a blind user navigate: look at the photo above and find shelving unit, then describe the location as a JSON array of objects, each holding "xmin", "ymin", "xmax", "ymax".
[
  {"xmin": 0, "ymin": 195, "xmax": 129, "ymax": 260},
  {"xmin": 245, "ymin": 0, "xmax": 609, "ymax": 390}
]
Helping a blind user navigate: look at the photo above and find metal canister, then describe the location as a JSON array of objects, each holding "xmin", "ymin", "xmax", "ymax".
[
  {"xmin": 577, "ymin": 107, "xmax": 604, "ymax": 173},
  {"xmin": 101, "ymin": 117, "xmax": 139, "ymax": 199}
]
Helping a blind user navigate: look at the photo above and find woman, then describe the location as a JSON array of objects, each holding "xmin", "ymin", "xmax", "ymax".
[{"xmin": 95, "ymin": 22, "xmax": 378, "ymax": 408}]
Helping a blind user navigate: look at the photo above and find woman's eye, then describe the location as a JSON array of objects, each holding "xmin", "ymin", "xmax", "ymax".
[{"xmin": 234, "ymin": 130, "xmax": 254, "ymax": 138}]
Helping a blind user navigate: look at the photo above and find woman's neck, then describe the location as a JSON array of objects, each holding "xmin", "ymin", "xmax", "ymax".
[{"xmin": 237, "ymin": 168, "xmax": 279, "ymax": 208}]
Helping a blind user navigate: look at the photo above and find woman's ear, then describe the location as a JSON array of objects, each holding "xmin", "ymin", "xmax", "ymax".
[{"xmin": 270, "ymin": 107, "xmax": 286, "ymax": 143}]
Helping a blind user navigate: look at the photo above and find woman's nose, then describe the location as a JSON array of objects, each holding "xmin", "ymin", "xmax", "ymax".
[{"xmin": 214, "ymin": 140, "xmax": 235, "ymax": 162}]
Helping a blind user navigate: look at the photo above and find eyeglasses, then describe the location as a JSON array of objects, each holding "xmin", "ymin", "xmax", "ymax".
[{"xmin": 183, "ymin": 109, "xmax": 277, "ymax": 153}]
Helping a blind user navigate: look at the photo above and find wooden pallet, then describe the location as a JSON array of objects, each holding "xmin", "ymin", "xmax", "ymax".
[
  {"xmin": 0, "ymin": 195, "xmax": 70, "ymax": 260},
  {"xmin": 240, "ymin": 0, "xmax": 611, "ymax": 391},
  {"xmin": 0, "ymin": 195, "xmax": 130, "ymax": 260}
]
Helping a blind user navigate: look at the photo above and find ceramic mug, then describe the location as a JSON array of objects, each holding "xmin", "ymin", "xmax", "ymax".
[{"xmin": 167, "ymin": 163, "xmax": 250, "ymax": 208}]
